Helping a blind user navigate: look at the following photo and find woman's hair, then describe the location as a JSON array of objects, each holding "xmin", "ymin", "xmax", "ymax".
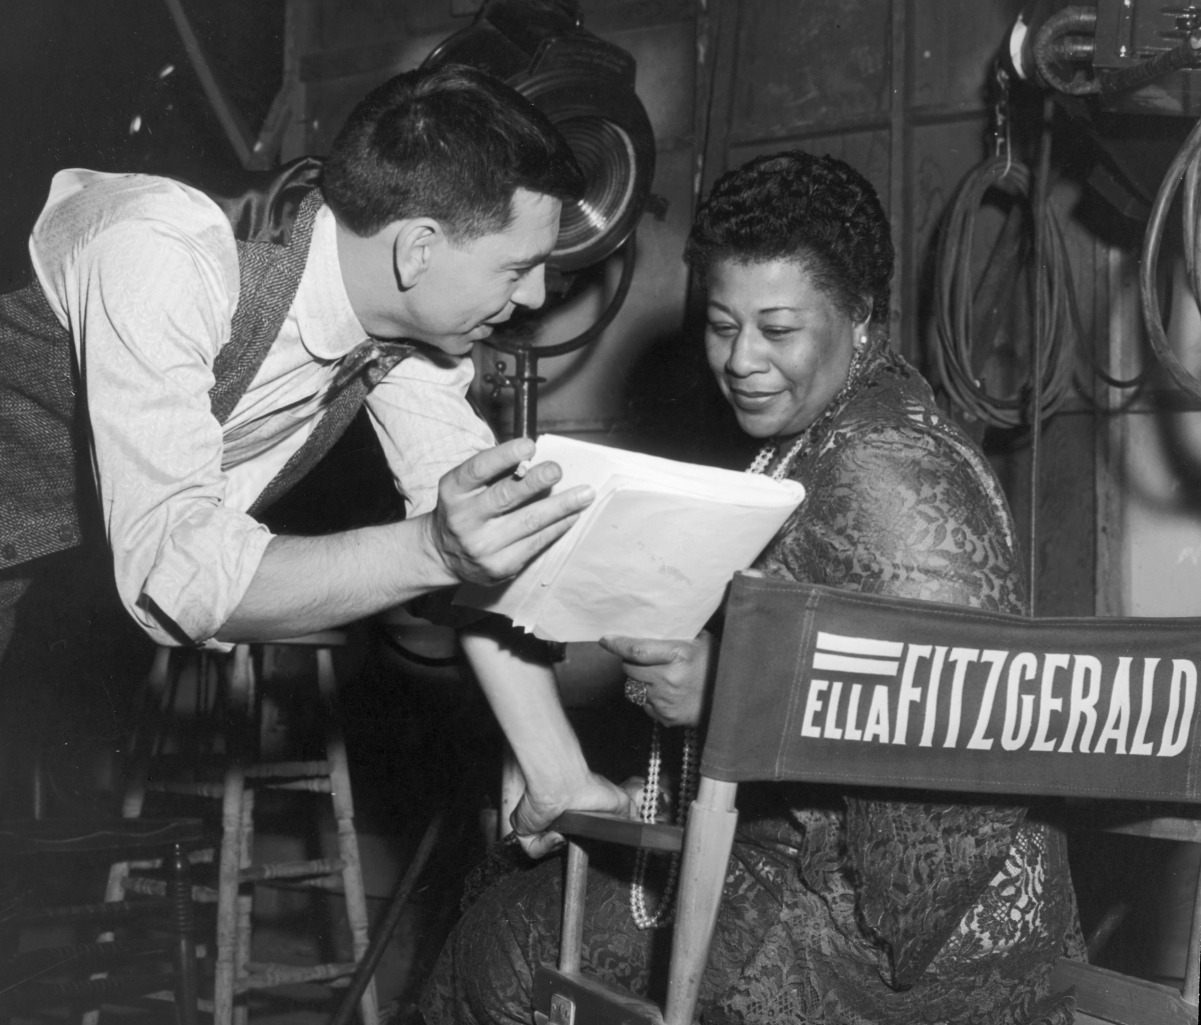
[
  {"xmin": 685, "ymin": 151, "xmax": 894, "ymax": 330},
  {"xmin": 323, "ymin": 64, "xmax": 584, "ymax": 242}
]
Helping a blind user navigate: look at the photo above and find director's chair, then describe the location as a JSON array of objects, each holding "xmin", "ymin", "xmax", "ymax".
[{"xmin": 540, "ymin": 576, "xmax": 1201, "ymax": 1025}]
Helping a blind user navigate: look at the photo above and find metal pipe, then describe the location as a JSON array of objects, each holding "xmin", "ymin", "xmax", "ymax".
[
  {"xmin": 328, "ymin": 813, "xmax": 443, "ymax": 1025},
  {"xmin": 1028, "ymin": 96, "xmax": 1054, "ymax": 619}
]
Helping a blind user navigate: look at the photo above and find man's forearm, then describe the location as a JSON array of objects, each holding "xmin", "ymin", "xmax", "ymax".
[
  {"xmin": 214, "ymin": 438, "xmax": 592, "ymax": 643},
  {"xmin": 216, "ymin": 515, "xmax": 454, "ymax": 642}
]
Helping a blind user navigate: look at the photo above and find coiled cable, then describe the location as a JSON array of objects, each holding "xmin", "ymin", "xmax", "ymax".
[
  {"xmin": 1142, "ymin": 112, "xmax": 1201, "ymax": 401},
  {"xmin": 933, "ymin": 155, "xmax": 1075, "ymax": 427}
]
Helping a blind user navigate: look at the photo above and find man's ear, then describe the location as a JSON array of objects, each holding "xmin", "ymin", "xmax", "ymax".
[{"xmin": 393, "ymin": 218, "xmax": 442, "ymax": 289}]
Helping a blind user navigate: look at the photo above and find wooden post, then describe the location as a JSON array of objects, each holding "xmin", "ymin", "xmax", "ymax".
[
  {"xmin": 1185, "ymin": 857, "xmax": 1201, "ymax": 1006},
  {"xmin": 663, "ymin": 776, "xmax": 738, "ymax": 1025},
  {"xmin": 558, "ymin": 841, "xmax": 589, "ymax": 975}
]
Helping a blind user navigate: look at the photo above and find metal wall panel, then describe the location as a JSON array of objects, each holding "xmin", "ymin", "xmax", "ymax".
[
  {"xmin": 727, "ymin": 0, "xmax": 892, "ymax": 144},
  {"xmin": 911, "ymin": 0, "xmax": 1018, "ymax": 112}
]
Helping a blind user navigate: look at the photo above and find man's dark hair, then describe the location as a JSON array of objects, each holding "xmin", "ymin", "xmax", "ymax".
[
  {"xmin": 685, "ymin": 151, "xmax": 894, "ymax": 331},
  {"xmin": 322, "ymin": 64, "xmax": 585, "ymax": 242}
]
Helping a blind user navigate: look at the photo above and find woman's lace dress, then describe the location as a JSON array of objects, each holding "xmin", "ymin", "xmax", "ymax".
[{"xmin": 419, "ymin": 342, "xmax": 1083, "ymax": 1025}]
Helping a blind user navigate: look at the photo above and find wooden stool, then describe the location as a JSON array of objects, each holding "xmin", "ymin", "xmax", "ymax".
[{"xmin": 108, "ymin": 633, "xmax": 378, "ymax": 1025}]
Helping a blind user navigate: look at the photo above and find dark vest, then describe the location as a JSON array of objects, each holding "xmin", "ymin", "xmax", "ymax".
[{"xmin": 0, "ymin": 158, "xmax": 410, "ymax": 571}]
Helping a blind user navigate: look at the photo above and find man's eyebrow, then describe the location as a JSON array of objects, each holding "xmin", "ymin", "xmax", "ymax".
[{"xmin": 503, "ymin": 247, "xmax": 554, "ymax": 270}]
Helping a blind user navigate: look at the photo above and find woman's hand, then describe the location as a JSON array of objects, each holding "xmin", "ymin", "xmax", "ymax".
[
  {"xmin": 512, "ymin": 771, "xmax": 637, "ymax": 858},
  {"xmin": 599, "ymin": 631, "xmax": 716, "ymax": 728}
]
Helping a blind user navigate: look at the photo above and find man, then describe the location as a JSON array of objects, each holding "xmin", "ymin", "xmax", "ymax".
[{"xmin": 0, "ymin": 64, "xmax": 630, "ymax": 841}]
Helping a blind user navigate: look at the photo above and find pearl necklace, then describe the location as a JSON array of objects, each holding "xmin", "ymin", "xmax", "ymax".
[
  {"xmin": 629, "ymin": 424, "xmax": 803, "ymax": 930},
  {"xmin": 747, "ymin": 433, "xmax": 809, "ymax": 480},
  {"xmin": 628, "ymin": 722, "xmax": 698, "ymax": 929},
  {"xmin": 630, "ymin": 341, "xmax": 875, "ymax": 929}
]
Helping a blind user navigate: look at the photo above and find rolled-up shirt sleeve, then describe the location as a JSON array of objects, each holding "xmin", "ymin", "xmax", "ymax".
[
  {"xmin": 366, "ymin": 354, "xmax": 495, "ymax": 518},
  {"xmin": 35, "ymin": 190, "xmax": 273, "ymax": 648}
]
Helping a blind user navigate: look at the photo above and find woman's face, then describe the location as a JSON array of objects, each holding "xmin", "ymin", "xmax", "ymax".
[{"xmin": 704, "ymin": 258, "xmax": 865, "ymax": 439}]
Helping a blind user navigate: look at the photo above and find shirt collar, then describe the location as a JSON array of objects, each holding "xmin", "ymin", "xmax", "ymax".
[{"xmin": 291, "ymin": 203, "xmax": 367, "ymax": 360}]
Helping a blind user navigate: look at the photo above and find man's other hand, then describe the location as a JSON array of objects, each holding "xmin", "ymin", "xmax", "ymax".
[{"xmin": 429, "ymin": 438, "xmax": 594, "ymax": 585}]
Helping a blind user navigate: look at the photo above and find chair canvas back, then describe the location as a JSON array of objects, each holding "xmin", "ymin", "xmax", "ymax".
[{"xmin": 703, "ymin": 576, "xmax": 1201, "ymax": 804}]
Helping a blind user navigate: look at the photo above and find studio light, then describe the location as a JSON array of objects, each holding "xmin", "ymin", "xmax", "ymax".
[{"xmin": 424, "ymin": 0, "xmax": 655, "ymax": 271}]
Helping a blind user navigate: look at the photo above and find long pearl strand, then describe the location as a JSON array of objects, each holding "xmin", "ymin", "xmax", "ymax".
[
  {"xmin": 630, "ymin": 340, "xmax": 870, "ymax": 928},
  {"xmin": 628, "ymin": 427, "xmax": 798, "ymax": 929},
  {"xmin": 628, "ymin": 723, "xmax": 698, "ymax": 929}
]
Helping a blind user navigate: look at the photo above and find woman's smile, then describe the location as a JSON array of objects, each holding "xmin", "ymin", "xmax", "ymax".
[{"xmin": 727, "ymin": 387, "xmax": 785, "ymax": 410}]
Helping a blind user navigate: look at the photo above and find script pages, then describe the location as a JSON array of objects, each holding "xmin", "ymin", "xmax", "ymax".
[{"xmin": 455, "ymin": 434, "xmax": 806, "ymax": 642}]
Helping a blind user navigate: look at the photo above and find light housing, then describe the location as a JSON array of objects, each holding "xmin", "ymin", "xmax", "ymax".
[{"xmin": 423, "ymin": 0, "xmax": 656, "ymax": 272}]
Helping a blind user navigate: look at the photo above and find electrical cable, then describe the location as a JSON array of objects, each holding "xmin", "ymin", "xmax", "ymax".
[
  {"xmin": 932, "ymin": 155, "xmax": 1076, "ymax": 428},
  {"xmin": 1033, "ymin": 6, "xmax": 1100, "ymax": 96},
  {"xmin": 1141, "ymin": 112, "xmax": 1201, "ymax": 402}
]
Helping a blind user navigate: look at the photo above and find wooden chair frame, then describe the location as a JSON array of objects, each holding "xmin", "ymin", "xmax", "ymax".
[{"xmin": 543, "ymin": 577, "xmax": 1201, "ymax": 1025}]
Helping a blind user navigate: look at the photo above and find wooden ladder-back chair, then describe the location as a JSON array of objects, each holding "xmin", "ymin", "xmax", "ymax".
[{"xmin": 540, "ymin": 576, "xmax": 1201, "ymax": 1025}]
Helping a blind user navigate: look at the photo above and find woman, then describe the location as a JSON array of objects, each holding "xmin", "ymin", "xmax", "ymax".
[{"xmin": 420, "ymin": 152, "xmax": 1081, "ymax": 1025}]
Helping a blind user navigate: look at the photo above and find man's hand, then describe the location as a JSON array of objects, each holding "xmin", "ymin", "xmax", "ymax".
[
  {"xmin": 599, "ymin": 631, "xmax": 716, "ymax": 728},
  {"xmin": 428, "ymin": 438, "xmax": 595, "ymax": 585},
  {"xmin": 511, "ymin": 771, "xmax": 637, "ymax": 859}
]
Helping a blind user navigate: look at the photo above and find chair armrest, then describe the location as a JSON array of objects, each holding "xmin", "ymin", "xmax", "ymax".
[
  {"xmin": 1049, "ymin": 959, "xmax": 1196, "ymax": 1025},
  {"xmin": 550, "ymin": 812, "xmax": 683, "ymax": 853}
]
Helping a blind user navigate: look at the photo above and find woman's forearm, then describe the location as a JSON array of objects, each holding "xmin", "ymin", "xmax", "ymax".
[{"xmin": 459, "ymin": 628, "xmax": 591, "ymax": 799}]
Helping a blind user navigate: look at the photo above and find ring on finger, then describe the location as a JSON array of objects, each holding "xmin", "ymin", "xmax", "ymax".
[{"xmin": 624, "ymin": 678, "xmax": 649, "ymax": 707}]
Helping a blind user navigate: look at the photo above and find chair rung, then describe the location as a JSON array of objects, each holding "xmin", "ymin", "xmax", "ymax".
[
  {"xmin": 121, "ymin": 850, "xmax": 214, "ymax": 869},
  {"xmin": 1102, "ymin": 816, "xmax": 1201, "ymax": 843},
  {"xmin": 0, "ymin": 971, "xmax": 177, "ymax": 1010},
  {"xmin": 245, "ymin": 761, "xmax": 331, "ymax": 779},
  {"xmin": 551, "ymin": 811, "xmax": 683, "ymax": 853},
  {"xmin": 122, "ymin": 877, "xmax": 218, "ymax": 903},
  {"xmin": 139, "ymin": 754, "xmax": 328, "ymax": 779},
  {"xmin": 237, "ymin": 961, "xmax": 357, "ymax": 991},
  {"xmin": 260, "ymin": 876, "xmax": 348, "ymax": 893},
  {"xmin": 147, "ymin": 774, "xmax": 333, "ymax": 797},
  {"xmin": 4, "ymin": 898, "xmax": 174, "ymax": 928},
  {"xmin": 146, "ymin": 782, "xmax": 224, "ymax": 798},
  {"xmin": 260, "ymin": 778, "xmax": 333, "ymax": 792},
  {"xmin": 137, "ymin": 991, "xmax": 216, "ymax": 1014},
  {"xmin": 0, "ymin": 939, "xmax": 150, "ymax": 981},
  {"xmin": 1053, "ymin": 809, "xmax": 1201, "ymax": 843},
  {"xmin": 239, "ymin": 858, "xmax": 344, "ymax": 882},
  {"xmin": 1050, "ymin": 958, "xmax": 1193, "ymax": 1023}
]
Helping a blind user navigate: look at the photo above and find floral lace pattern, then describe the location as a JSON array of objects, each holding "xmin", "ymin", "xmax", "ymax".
[{"xmin": 420, "ymin": 344, "xmax": 1079, "ymax": 1025}]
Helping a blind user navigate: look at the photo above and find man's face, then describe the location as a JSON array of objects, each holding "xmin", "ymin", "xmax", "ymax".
[{"xmin": 403, "ymin": 188, "xmax": 561, "ymax": 357}]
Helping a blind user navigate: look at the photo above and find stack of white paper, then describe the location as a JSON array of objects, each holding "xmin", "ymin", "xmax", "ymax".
[{"xmin": 455, "ymin": 435, "xmax": 805, "ymax": 642}]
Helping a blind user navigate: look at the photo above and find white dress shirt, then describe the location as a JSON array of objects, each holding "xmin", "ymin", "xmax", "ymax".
[{"xmin": 30, "ymin": 169, "xmax": 494, "ymax": 648}]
